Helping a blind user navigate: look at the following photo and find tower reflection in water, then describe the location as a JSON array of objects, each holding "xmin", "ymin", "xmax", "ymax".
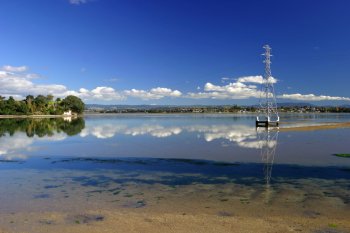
[{"xmin": 257, "ymin": 127, "xmax": 279, "ymax": 203}]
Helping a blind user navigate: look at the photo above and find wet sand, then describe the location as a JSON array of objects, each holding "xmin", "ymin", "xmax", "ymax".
[
  {"xmin": 0, "ymin": 170, "xmax": 349, "ymax": 233},
  {"xmin": 1, "ymin": 209, "xmax": 349, "ymax": 233},
  {"xmin": 0, "ymin": 199, "xmax": 349, "ymax": 233},
  {"xmin": 280, "ymin": 121, "xmax": 350, "ymax": 132}
]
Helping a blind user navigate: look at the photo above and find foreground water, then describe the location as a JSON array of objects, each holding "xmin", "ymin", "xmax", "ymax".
[{"xmin": 0, "ymin": 114, "xmax": 350, "ymax": 233}]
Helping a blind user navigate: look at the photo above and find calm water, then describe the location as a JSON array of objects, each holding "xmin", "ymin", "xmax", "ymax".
[{"xmin": 0, "ymin": 114, "xmax": 350, "ymax": 230}]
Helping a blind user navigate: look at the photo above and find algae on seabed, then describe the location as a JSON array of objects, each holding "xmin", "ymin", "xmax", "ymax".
[{"xmin": 334, "ymin": 154, "xmax": 350, "ymax": 158}]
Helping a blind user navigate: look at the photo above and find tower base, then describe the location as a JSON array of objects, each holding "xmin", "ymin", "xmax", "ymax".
[{"xmin": 256, "ymin": 120, "xmax": 279, "ymax": 127}]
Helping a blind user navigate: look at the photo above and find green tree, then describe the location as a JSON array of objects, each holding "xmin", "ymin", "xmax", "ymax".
[
  {"xmin": 16, "ymin": 101, "xmax": 29, "ymax": 114},
  {"xmin": 6, "ymin": 96, "xmax": 17, "ymax": 114},
  {"xmin": 60, "ymin": 95, "xmax": 85, "ymax": 114},
  {"xmin": 34, "ymin": 95, "xmax": 48, "ymax": 113},
  {"xmin": 25, "ymin": 95, "xmax": 35, "ymax": 114},
  {"xmin": 46, "ymin": 94, "xmax": 54, "ymax": 101}
]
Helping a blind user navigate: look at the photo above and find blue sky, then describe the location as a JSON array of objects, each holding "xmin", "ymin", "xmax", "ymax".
[{"xmin": 1, "ymin": 0, "xmax": 350, "ymax": 105}]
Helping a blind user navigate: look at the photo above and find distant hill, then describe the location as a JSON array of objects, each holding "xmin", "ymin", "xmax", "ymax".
[
  {"xmin": 250, "ymin": 102, "xmax": 315, "ymax": 108},
  {"xmin": 277, "ymin": 102, "xmax": 315, "ymax": 107}
]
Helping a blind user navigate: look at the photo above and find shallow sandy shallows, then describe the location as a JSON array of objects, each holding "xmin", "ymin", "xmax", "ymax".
[
  {"xmin": 0, "ymin": 179, "xmax": 349, "ymax": 233},
  {"xmin": 280, "ymin": 121, "xmax": 350, "ymax": 132},
  {"xmin": 1, "ymin": 210, "xmax": 349, "ymax": 233}
]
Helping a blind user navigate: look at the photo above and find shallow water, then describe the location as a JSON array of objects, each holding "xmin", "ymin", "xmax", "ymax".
[{"xmin": 0, "ymin": 114, "xmax": 350, "ymax": 232}]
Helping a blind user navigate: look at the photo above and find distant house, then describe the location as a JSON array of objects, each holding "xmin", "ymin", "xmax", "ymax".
[{"xmin": 63, "ymin": 110, "xmax": 72, "ymax": 116}]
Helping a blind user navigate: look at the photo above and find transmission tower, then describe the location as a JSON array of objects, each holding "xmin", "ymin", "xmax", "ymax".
[{"xmin": 256, "ymin": 45, "xmax": 279, "ymax": 127}]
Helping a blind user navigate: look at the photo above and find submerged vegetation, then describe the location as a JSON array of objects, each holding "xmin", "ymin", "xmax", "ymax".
[
  {"xmin": 0, "ymin": 95, "xmax": 85, "ymax": 115},
  {"xmin": 0, "ymin": 117, "xmax": 85, "ymax": 137},
  {"xmin": 334, "ymin": 154, "xmax": 350, "ymax": 158}
]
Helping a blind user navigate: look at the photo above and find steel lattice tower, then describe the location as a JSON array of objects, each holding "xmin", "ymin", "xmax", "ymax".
[{"xmin": 256, "ymin": 45, "xmax": 279, "ymax": 127}]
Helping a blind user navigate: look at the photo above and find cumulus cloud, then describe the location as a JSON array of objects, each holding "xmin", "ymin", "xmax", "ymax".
[
  {"xmin": 0, "ymin": 70, "xmax": 93, "ymax": 100},
  {"xmin": 125, "ymin": 87, "xmax": 182, "ymax": 100},
  {"xmin": 2, "ymin": 65, "xmax": 28, "ymax": 72},
  {"xmin": 2, "ymin": 65, "xmax": 349, "ymax": 103},
  {"xmin": 279, "ymin": 93, "xmax": 350, "ymax": 101},
  {"xmin": 87, "ymin": 87, "xmax": 125, "ymax": 101},
  {"xmin": 0, "ymin": 70, "xmax": 125, "ymax": 101},
  {"xmin": 187, "ymin": 78, "xmax": 264, "ymax": 99},
  {"xmin": 186, "ymin": 75, "xmax": 278, "ymax": 100},
  {"xmin": 0, "ymin": 67, "xmax": 183, "ymax": 102},
  {"xmin": 237, "ymin": 75, "xmax": 277, "ymax": 84}
]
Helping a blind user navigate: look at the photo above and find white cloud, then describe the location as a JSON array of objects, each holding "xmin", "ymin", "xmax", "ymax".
[
  {"xmin": 0, "ymin": 70, "xmax": 79, "ymax": 99},
  {"xmin": 0, "ymin": 68, "xmax": 125, "ymax": 101},
  {"xmin": 186, "ymin": 75, "xmax": 278, "ymax": 100},
  {"xmin": 125, "ymin": 87, "xmax": 182, "ymax": 100},
  {"xmin": 2, "ymin": 65, "xmax": 349, "ymax": 103},
  {"xmin": 88, "ymin": 86, "xmax": 125, "ymax": 101},
  {"xmin": 187, "ymin": 80, "xmax": 263, "ymax": 99},
  {"xmin": 237, "ymin": 75, "xmax": 277, "ymax": 84},
  {"xmin": 279, "ymin": 93, "xmax": 350, "ymax": 101},
  {"xmin": 2, "ymin": 65, "xmax": 28, "ymax": 72},
  {"xmin": 237, "ymin": 75, "xmax": 263, "ymax": 84},
  {"xmin": 69, "ymin": 0, "xmax": 88, "ymax": 5},
  {"xmin": 0, "ymin": 67, "xmax": 183, "ymax": 102}
]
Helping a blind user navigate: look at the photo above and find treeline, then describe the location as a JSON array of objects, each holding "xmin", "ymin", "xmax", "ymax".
[
  {"xmin": 0, "ymin": 117, "xmax": 85, "ymax": 137},
  {"xmin": 94, "ymin": 105, "xmax": 251, "ymax": 114},
  {"xmin": 0, "ymin": 95, "xmax": 85, "ymax": 115},
  {"xmin": 279, "ymin": 106, "xmax": 350, "ymax": 113},
  {"xmin": 316, "ymin": 107, "xmax": 350, "ymax": 113},
  {"xmin": 90, "ymin": 105, "xmax": 350, "ymax": 114}
]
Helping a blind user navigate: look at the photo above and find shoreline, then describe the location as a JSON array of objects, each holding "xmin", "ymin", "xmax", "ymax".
[{"xmin": 280, "ymin": 121, "xmax": 350, "ymax": 131}]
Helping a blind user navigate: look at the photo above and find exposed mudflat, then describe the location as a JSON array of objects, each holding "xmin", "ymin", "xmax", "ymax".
[{"xmin": 280, "ymin": 121, "xmax": 350, "ymax": 132}]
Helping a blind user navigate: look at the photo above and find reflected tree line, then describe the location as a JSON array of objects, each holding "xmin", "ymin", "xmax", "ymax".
[{"xmin": 0, "ymin": 117, "xmax": 85, "ymax": 137}]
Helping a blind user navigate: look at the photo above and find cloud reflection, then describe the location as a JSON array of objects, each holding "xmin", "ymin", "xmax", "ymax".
[
  {"xmin": 0, "ymin": 118, "xmax": 279, "ymax": 160},
  {"xmin": 80, "ymin": 124, "xmax": 127, "ymax": 139},
  {"xmin": 125, "ymin": 125, "xmax": 182, "ymax": 138},
  {"xmin": 0, "ymin": 133, "xmax": 67, "ymax": 160},
  {"xmin": 81, "ymin": 123, "xmax": 268, "ymax": 149}
]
